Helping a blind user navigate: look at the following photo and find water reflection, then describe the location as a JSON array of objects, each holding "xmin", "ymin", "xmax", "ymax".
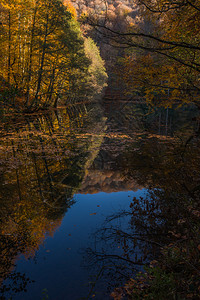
[
  {"xmin": 0, "ymin": 102, "xmax": 200, "ymax": 299},
  {"xmin": 84, "ymin": 105, "xmax": 200, "ymax": 299},
  {"xmin": 0, "ymin": 103, "xmax": 106, "ymax": 298}
]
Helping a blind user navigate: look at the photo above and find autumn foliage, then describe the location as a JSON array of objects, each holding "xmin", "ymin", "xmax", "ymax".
[{"xmin": 0, "ymin": 0, "xmax": 107, "ymax": 111}]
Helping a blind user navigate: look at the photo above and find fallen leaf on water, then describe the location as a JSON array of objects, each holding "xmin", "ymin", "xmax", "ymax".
[{"xmin": 90, "ymin": 213, "xmax": 97, "ymax": 215}]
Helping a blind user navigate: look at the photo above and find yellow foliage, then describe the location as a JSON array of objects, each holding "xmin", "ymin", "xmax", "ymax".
[
  {"xmin": 119, "ymin": 50, "xmax": 200, "ymax": 107},
  {"xmin": 117, "ymin": 0, "xmax": 200, "ymax": 107},
  {"xmin": 63, "ymin": 0, "xmax": 77, "ymax": 19}
]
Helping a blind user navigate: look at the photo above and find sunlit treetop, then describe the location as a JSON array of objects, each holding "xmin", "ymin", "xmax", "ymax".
[{"xmin": 63, "ymin": 0, "xmax": 77, "ymax": 19}]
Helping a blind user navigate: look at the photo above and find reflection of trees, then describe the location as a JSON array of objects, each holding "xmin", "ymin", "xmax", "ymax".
[
  {"xmin": 84, "ymin": 130, "xmax": 200, "ymax": 299},
  {"xmin": 83, "ymin": 193, "xmax": 159, "ymax": 297},
  {"xmin": 105, "ymin": 101, "xmax": 199, "ymax": 138},
  {"xmin": 0, "ymin": 271, "xmax": 33, "ymax": 300},
  {"xmin": 0, "ymin": 103, "xmax": 105, "ymax": 298},
  {"xmin": 122, "ymin": 131, "xmax": 200, "ymax": 194}
]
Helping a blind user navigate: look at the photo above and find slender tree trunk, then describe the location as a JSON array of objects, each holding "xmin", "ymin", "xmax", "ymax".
[
  {"xmin": 53, "ymin": 95, "xmax": 59, "ymax": 108},
  {"xmin": 45, "ymin": 66, "xmax": 56, "ymax": 107},
  {"xmin": 8, "ymin": 11, "xmax": 11, "ymax": 85},
  {"xmin": 26, "ymin": 4, "xmax": 38, "ymax": 107},
  {"xmin": 32, "ymin": 12, "xmax": 49, "ymax": 108}
]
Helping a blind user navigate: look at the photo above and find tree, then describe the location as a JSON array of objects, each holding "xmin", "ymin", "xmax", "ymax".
[
  {"xmin": 86, "ymin": 0, "xmax": 200, "ymax": 107},
  {"xmin": 84, "ymin": 37, "xmax": 108, "ymax": 95},
  {"xmin": 0, "ymin": 0, "xmax": 107, "ymax": 110}
]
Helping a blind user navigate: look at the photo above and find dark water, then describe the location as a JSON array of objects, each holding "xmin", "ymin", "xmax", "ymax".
[{"xmin": 0, "ymin": 102, "xmax": 200, "ymax": 299}]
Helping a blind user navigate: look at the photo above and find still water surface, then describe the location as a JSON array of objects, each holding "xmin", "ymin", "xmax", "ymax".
[
  {"xmin": 0, "ymin": 102, "xmax": 199, "ymax": 299},
  {"xmin": 13, "ymin": 190, "xmax": 146, "ymax": 300}
]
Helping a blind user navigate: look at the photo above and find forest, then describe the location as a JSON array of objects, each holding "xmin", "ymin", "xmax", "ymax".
[
  {"xmin": 0, "ymin": 0, "xmax": 200, "ymax": 300},
  {"xmin": 1, "ymin": 0, "xmax": 200, "ymax": 111},
  {"xmin": 0, "ymin": 0, "xmax": 107, "ymax": 111}
]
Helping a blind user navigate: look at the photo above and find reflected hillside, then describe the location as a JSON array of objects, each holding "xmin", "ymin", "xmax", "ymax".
[
  {"xmin": 79, "ymin": 169, "xmax": 141, "ymax": 194},
  {"xmin": 80, "ymin": 144, "xmax": 142, "ymax": 194},
  {"xmin": 79, "ymin": 123, "xmax": 143, "ymax": 194}
]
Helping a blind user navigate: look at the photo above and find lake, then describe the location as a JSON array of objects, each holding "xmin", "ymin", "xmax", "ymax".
[{"xmin": 0, "ymin": 102, "xmax": 200, "ymax": 299}]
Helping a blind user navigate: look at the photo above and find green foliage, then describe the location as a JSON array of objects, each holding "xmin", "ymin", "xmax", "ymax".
[{"xmin": 84, "ymin": 37, "xmax": 108, "ymax": 95}]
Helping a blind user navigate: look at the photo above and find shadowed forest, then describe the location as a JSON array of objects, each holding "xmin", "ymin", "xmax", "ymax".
[{"xmin": 0, "ymin": 1, "xmax": 200, "ymax": 299}]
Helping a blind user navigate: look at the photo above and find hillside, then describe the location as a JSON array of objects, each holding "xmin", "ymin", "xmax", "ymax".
[{"xmin": 71, "ymin": 0, "xmax": 140, "ymax": 26}]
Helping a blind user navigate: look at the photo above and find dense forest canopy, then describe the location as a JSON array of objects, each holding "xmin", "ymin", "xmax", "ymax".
[
  {"xmin": 77, "ymin": 0, "xmax": 200, "ymax": 108},
  {"xmin": 1, "ymin": 0, "xmax": 199, "ymax": 110},
  {"xmin": 0, "ymin": 0, "xmax": 107, "ymax": 111},
  {"xmin": 1, "ymin": 0, "xmax": 200, "ymax": 110}
]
